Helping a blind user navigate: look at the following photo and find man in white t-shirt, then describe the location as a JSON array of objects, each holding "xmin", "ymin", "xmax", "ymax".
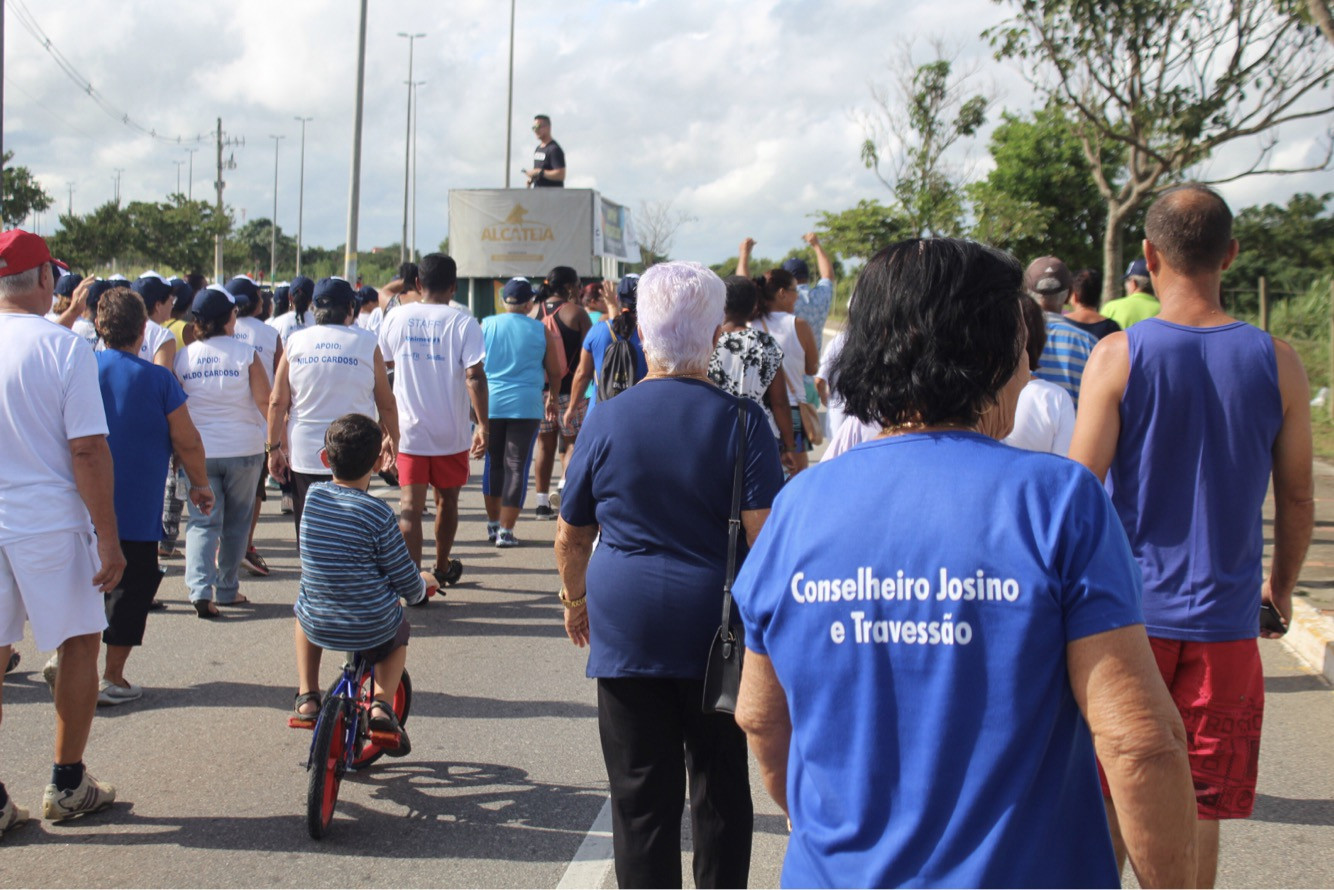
[
  {"xmin": 0, "ymin": 231, "xmax": 124, "ymax": 831},
  {"xmin": 378, "ymin": 254, "xmax": 488, "ymax": 590}
]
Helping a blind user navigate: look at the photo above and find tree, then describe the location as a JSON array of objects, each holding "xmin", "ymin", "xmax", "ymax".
[
  {"xmin": 1227, "ymin": 192, "xmax": 1334, "ymax": 298},
  {"xmin": 966, "ymin": 104, "xmax": 1146, "ymax": 271},
  {"xmin": 989, "ymin": 0, "xmax": 1334, "ymax": 300},
  {"xmin": 860, "ymin": 43, "xmax": 992, "ymax": 237},
  {"xmin": 46, "ymin": 201, "xmax": 134, "ymax": 271},
  {"xmin": 635, "ymin": 198, "xmax": 696, "ymax": 267},
  {"xmin": 128, "ymin": 196, "xmax": 228, "ymax": 273},
  {"xmin": 2, "ymin": 152, "xmax": 54, "ymax": 229},
  {"xmin": 811, "ymin": 200, "xmax": 914, "ymax": 264}
]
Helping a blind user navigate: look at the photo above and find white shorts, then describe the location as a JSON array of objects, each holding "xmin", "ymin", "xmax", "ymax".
[{"xmin": 0, "ymin": 532, "xmax": 108, "ymax": 652}]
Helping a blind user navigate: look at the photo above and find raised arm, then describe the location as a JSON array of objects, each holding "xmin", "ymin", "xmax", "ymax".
[
  {"xmin": 803, "ymin": 232, "xmax": 834, "ymax": 281},
  {"xmin": 1068, "ymin": 625, "xmax": 1197, "ymax": 888},
  {"xmin": 1264, "ymin": 337, "xmax": 1315, "ymax": 631},
  {"xmin": 737, "ymin": 238, "xmax": 756, "ymax": 278},
  {"xmin": 1068, "ymin": 333, "xmax": 1130, "ymax": 482}
]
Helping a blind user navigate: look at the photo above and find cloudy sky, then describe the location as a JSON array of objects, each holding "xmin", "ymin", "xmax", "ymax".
[{"xmin": 7, "ymin": 0, "xmax": 1331, "ymax": 270}]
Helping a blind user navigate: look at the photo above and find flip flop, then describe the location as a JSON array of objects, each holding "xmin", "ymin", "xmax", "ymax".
[{"xmin": 193, "ymin": 600, "xmax": 221, "ymax": 619}]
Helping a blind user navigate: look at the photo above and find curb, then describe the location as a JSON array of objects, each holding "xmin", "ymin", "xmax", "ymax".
[{"xmin": 1283, "ymin": 597, "xmax": 1334, "ymax": 686}]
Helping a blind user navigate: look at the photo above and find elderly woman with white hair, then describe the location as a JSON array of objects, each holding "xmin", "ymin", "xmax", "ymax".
[{"xmin": 554, "ymin": 262, "xmax": 784, "ymax": 889}]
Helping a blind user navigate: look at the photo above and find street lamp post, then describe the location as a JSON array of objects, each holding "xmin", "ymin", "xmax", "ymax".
[
  {"xmin": 174, "ymin": 160, "xmax": 185, "ymax": 196},
  {"xmin": 269, "ymin": 134, "xmax": 284, "ymax": 284},
  {"xmin": 411, "ymin": 81, "xmax": 424, "ymax": 262},
  {"xmin": 505, "ymin": 0, "xmax": 516, "ymax": 188},
  {"xmin": 294, "ymin": 116, "xmax": 312, "ymax": 276},
  {"xmin": 398, "ymin": 32, "xmax": 425, "ymax": 264},
  {"xmin": 185, "ymin": 147, "xmax": 198, "ymax": 201},
  {"xmin": 345, "ymin": 0, "xmax": 368, "ymax": 283}
]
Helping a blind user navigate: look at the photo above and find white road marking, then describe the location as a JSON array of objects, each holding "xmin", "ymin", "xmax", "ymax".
[{"xmin": 557, "ymin": 796, "xmax": 614, "ymax": 889}]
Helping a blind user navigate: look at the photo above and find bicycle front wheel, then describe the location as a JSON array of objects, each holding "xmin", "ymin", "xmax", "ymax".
[{"xmin": 306, "ymin": 696, "xmax": 348, "ymax": 839}]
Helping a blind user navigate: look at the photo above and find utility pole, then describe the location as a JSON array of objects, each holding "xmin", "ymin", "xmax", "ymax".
[
  {"xmin": 213, "ymin": 118, "xmax": 243, "ymax": 283},
  {"xmin": 294, "ymin": 116, "xmax": 312, "ymax": 276},
  {"xmin": 505, "ymin": 0, "xmax": 516, "ymax": 188},
  {"xmin": 66, "ymin": 182, "xmax": 74, "ymax": 217},
  {"xmin": 113, "ymin": 168, "xmax": 125, "ymax": 204},
  {"xmin": 173, "ymin": 160, "xmax": 185, "ymax": 196},
  {"xmin": 398, "ymin": 32, "xmax": 426, "ymax": 264},
  {"xmin": 345, "ymin": 0, "xmax": 368, "ymax": 282},
  {"xmin": 411, "ymin": 81, "xmax": 424, "ymax": 261},
  {"xmin": 269, "ymin": 134, "xmax": 284, "ymax": 284},
  {"xmin": 185, "ymin": 147, "xmax": 198, "ymax": 201}
]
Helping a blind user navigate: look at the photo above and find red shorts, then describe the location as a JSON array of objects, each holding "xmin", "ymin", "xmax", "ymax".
[
  {"xmin": 1099, "ymin": 636, "xmax": 1264, "ymax": 819},
  {"xmin": 397, "ymin": 451, "xmax": 469, "ymax": 490}
]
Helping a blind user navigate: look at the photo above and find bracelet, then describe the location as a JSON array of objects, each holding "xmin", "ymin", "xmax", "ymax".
[
  {"xmin": 264, "ymin": 442, "xmax": 281, "ymax": 454},
  {"xmin": 559, "ymin": 587, "xmax": 586, "ymax": 610}
]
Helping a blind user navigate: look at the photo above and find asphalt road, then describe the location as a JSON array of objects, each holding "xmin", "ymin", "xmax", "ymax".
[{"xmin": 0, "ymin": 471, "xmax": 1329, "ymax": 888}]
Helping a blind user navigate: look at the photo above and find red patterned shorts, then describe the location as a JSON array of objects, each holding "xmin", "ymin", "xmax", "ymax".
[{"xmin": 1100, "ymin": 637, "xmax": 1264, "ymax": 819}]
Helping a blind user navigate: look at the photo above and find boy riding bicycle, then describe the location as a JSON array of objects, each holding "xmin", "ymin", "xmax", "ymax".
[{"xmin": 290, "ymin": 413, "xmax": 433, "ymax": 755}]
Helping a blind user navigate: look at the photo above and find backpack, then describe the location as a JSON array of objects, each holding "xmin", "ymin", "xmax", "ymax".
[
  {"xmin": 539, "ymin": 299, "xmax": 573, "ymax": 378},
  {"xmin": 597, "ymin": 322, "xmax": 638, "ymax": 402}
]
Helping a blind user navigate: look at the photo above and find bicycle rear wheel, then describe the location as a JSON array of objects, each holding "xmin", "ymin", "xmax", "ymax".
[
  {"xmin": 306, "ymin": 696, "xmax": 347, "ymax": 839},
  {"xmin": 351, "ymin": 669, "xmax": 412, "ymax": 770}
]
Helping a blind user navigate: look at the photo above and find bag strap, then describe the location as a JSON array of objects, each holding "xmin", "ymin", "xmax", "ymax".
[{"xmin": 720, "ymin": 395, "xmax": 747, "ymax": 636}]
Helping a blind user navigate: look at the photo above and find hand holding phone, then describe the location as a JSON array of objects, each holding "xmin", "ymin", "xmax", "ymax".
[{"xmin": 1259, "ymin": 601, "xmax": 1287, "ymax": 637}]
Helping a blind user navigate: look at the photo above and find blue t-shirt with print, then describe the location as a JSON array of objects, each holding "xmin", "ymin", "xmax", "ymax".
[
  {"xmin": 482, "ymin": 312, "xmax": 547, "ymax": 419},
  {"xmin": 580, "ymin": 319, "xmax": 647, "ymax": 417},
  {"xmin": 97, "ymin": 349, "xmax": 188, "ymax": 541},
  {"xmin": 733, "ymin": 432, "xmax": 1142, "ymax": 889},
  {"xmin": 561, "ymin": 378, "xmax": 783, "ymax": 678}
]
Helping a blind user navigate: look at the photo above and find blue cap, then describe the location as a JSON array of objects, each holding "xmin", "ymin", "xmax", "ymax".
[
  {"xmin": 225, "ymin": 275, "xmax": 260, "ymax": 308},
  {"xmin": 191, "ymin": 284, "xmax": 236, "ymax": 322},
  {"xmin": 55, "ymin": 273, "xmax": 80, "ymax": 298},
  {"xmin": 355, "ymin": 285, "xmax": 379, "ymax": 306},
  {"xmin": 781, "ymin": 257, "xmax": 810, "ymax": 280},
  {"xmin": 313, "ymin": 277, "xmax": 357, "ymax": 308},
  {"xmin": 168, "ymin": 278, "xmax": 195, "ymax": 314},
  {"xmin": 1123, "ymin": 257, "xmax": 1149, "ymax": 280},
  {"xmin": 616, "ymin": 274, "xmax": 640, "ymax": 308},
  {"xmin": 502, "ymin": 277, "xmax": 534, "ymax": 304},
  {"xmin": 86, "ymin": 279, "xmax": 117, "ymax": 313},
  {"xmin": 289, "ymin": 276, "xmax": 315, "ymax": 303},
  {"xmin": 132, "ymin": 272, "xmax": 173, "ymax": 308}
]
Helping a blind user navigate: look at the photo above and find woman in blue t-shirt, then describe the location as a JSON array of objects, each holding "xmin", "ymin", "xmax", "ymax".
[
  {"xmin": 94, "ymin": 288, "xmax": 213, "ymax": 704},
  {"xmin": 563, "ymin": 274, "xmax": 648, "ymax": 426},
  {"xmin": 555, "ymin": 262, "xmax": 784, "ymax": 888},
  {"xmin": 729, "ymin": 239, "xmax": 1196, "ymax": 888}
]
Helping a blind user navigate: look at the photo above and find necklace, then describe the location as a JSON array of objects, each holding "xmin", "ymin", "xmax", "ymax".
[
  {"xmin": 644, "ymin": 371, "xmax": 712, "ymax": 383},
  {"xmin": 878, "ymin": 420, "xmax": 974, "ymax": 438}
]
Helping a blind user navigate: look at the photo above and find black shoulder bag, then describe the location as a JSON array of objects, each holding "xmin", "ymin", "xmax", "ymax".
[{"xmin": 702, "ymin": 396, "xmax": 748, "ymax": 715}]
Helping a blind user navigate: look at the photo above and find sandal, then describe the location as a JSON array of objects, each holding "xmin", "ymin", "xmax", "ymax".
[
  {"xmin": 193, "ymin": 600, "xmax": 221, "ymax": 619},
  {"xmin": 291, "ymin": 691, "xmax": 321, "ymax": 723},
  {"xmin": 368, "ymin": 700, "xmax": 410, "ymax": 757}
]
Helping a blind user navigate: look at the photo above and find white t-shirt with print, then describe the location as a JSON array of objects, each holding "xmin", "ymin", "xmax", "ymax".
[
  {"xmin": 1003, "ymin": 376, "xmax": 1076, "ymax": 457},
  {"xmin": 269, "ymin": 310, "xmax": 310, "ymax": 347},
  {"xmin": 174, "ymin": 335, "xmax": 265, "ymax": 459},
  {"xmin": 378, "ymin": 302, "xmax": 485, "ymax": 457},
  {"xmin": 0, "ymin": 314, "xmax": 109, "ymax": 543},
  {"xmin": 285, "ymin": 324, "xmax": 380, "ymax": 474},
  {"xmin": 233, "ymin": 316, "xmax": 282, "ymax": 384}
]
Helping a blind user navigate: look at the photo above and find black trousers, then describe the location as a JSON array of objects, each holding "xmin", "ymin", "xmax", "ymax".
[
  {"xmin": 103, "ymin": 540, "xmax": 163, "ymax": 646},
  {"xmin": 597, "ymin": 677, "xmax": 753, "ymax": 889}
]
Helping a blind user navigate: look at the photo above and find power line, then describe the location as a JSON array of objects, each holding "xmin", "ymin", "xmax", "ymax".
[{"xmin": 7, "ymin": 0, "xmax": 218, "ymax": 146}]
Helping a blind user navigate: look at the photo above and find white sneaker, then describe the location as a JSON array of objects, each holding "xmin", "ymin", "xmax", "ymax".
[
  {"xmin": 495, "ymin": 528, "xmax": 519, "ymax": 548},
  {"xmin": 42, "ymin": 772, "xmax": 115, "ymax": 821},
  {"xmin": 97, "ymin": 679, "xmax": 143, "ymax": 706},
  {"xmin": 0, "ymin": 797, "xmax": 29, "ymax": 838}
]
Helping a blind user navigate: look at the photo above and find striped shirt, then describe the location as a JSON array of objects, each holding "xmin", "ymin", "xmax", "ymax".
[
  {"xmin": 295, "ymin": 482, "xmax": 425, "ymax": 651},
  {"xmin": 1036, "ymin": 313, "xmax": 1098, "ymax": 408}
]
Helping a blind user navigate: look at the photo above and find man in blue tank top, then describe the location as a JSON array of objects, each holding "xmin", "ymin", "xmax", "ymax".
[{"xmin": 1071, "ymin": 184, "xmax": 1314, "ymax": 888}]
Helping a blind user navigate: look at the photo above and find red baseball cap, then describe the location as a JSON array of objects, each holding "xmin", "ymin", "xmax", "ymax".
[{"xmin": 0, "ymin": 229, "xmax": 54, "ymax": 279}]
